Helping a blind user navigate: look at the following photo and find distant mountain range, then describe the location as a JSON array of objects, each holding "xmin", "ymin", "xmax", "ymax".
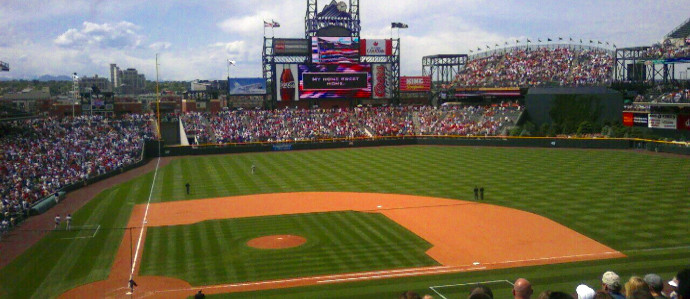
[{"xmin": 0, "ymin": 75, "xmax": 73, "ymax": 81}]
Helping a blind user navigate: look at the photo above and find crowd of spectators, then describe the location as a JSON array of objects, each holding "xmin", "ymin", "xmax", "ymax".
[
  {"xmin": 178, "ymin": 104, "xmax": 523, "ymax": 144},
  {"xmin": 453, "ymin": 47, "xmax": 613, "ymax": 88},
  {"xmin": 641, "ymin": 41, "xmax": 690, "ymax": 59},
  {"xmin": 182, "ymin": 109, "xmax": 368, "ymax": 144},
  {"xmin": 0, "ymin": 114, "xmax": 153, "ymax": 234},
  {"xmin": 401, "ymin": 268, "xmax": 689, "ymax": 299}
]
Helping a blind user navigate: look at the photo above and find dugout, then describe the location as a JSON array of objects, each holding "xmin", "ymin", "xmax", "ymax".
[{"xmin": 525, "ymin": 87, "xmax": 624, "ymax": 127}]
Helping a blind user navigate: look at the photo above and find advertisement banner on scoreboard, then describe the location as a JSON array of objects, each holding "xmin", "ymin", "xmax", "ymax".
[
  {"xmin": 311, "ymin": 37, "xmax": 360, "ymax": 64},
  {"xmin": 274, "ymin": 39, "xmax": 309, "ymax": 56},
  {"xmin": 299, "ymin": 63, "xmax": 371, "ymax": 99},
  {"xmin": 648, "ymin": 113, "xmax": 676, "ymax": 129},
  {"xmin": 400, "ymin": 76, "xmax": 431, "ymax": 92},
  {"xmin": 633, "ymin": 113, "xmax": 648, "ymax": 127},
  {"xmin": 275, "ymin": 64, "xmax": 299, "ymax": 102},
  {"xmin": 229, "ymin": 78, "xmax": 266, "ymax": 95},
  {"xmin": 360, "ymin": 39, "xmax": 392, "ymax": 56},
  {"xmin": 371, "ymin": 64, "xmax": 391, "ymax": 99},
  {"xmin": 623, "ymin": 112, "xmax": 634, "ymax": 127},
  {"xmin": 677, "ymin": 114, "xmax": 690, "ymax": 130}
]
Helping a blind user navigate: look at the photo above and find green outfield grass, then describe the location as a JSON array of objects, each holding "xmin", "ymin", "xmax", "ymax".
[
  {"xmin": 140, "ymin": 211, "xmax": 437, "ymax": 285},
  {"xmin": 1, "ymin": 146, "xmax": 689, "ymax": 298}
]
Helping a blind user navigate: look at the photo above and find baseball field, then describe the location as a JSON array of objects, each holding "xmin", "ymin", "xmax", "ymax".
[{"xmin": 1, "ymin": 145, "xmax": 689, "ymax": 298}]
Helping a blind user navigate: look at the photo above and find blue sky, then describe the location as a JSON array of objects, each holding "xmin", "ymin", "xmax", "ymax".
[{"xmin": 0, "ymin": 0, "xmax": 687, "ymax": 81}]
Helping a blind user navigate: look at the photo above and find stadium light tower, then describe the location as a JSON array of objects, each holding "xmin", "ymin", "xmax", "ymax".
[{"xmin": 72, "ymin": 73, "xmax": 79, "ymax": 117}]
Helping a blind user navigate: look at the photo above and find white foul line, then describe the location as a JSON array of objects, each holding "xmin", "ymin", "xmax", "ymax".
[
  {"xmin": 429, "ymin": 279, "xmax": 513, "ymax": 299},
  {"xmin": 128, "ymin": 157, "xmax": 161, "ymax": 281}
]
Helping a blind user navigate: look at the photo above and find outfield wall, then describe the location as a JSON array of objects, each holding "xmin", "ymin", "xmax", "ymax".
[{"xmin": 145, "ymin": 137, "xmax": 690, "ymax": 157}]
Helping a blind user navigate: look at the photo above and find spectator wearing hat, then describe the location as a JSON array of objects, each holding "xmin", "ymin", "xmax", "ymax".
[
  {"xmin": 601, "ymin": 271, "xmax": 625, "ymax": 299},
  {"xmin": 576, "ymin": 284, "xmax": 596, "ymax": 299},
  {"xmin": 643, "ymin": 274, "xmax": 666, "ymax": 299}
]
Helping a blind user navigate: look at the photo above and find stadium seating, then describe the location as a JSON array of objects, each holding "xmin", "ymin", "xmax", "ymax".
[
  {"xmin": 453, "ymin": 47, "xmax": 613, "ymax": 88},
  {"xmin": 179, "ymin": 104, "xmax": 523, "ymax": 144},
  {"xmin": 0, "ymin": 115, "xmax": 153, "ymax": 228}
]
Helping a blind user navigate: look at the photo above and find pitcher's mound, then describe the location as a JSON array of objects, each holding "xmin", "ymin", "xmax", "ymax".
[{"xmin": 247, "ymin": 235, "xmax": 307, "ymax": 249}]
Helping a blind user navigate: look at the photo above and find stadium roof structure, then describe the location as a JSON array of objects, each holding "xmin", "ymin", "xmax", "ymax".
[{"xmin": 666, "ymin": 17, "xmax": 690, "ymax": 39}]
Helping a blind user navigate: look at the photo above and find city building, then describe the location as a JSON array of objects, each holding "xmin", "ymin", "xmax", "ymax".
[
  {"xmin": 110, "ymin": 64, "xmax": 146, "ymax": 95},
  {"xmin": 78, "ymin": 74, "xmax": 110, "ymax": 93}
]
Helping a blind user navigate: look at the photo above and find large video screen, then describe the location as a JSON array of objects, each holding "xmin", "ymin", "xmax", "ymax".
[
  {"xmin": 311, "ymin": 37, "xmax": 360, "ymax": 64},
  {"xmin": 299, "ymin": 64, "xmax": 371, "ymax": 99}
]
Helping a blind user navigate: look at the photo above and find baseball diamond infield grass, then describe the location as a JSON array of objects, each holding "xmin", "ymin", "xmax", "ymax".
[
  {"xmin": 1, "ymin": 146, "xmax": 689, "ymax": 298},
  {"xmin": 140, "ymin": 211, "xmax": 438, "ymax": 285}
]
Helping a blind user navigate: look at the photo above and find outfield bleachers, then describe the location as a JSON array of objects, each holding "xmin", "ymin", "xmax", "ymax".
[{"xmin": 453, "ymin": 47, "xmax": 613, "ymax": 88}]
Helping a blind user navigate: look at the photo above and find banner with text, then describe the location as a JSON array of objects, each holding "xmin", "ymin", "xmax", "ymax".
[
  {"xmin": 371, "ymin": 64, "xmax": 391, "ymax": 99},
  {"xmin": 299, "ymin": 63, "xmax": 371, "ymax": 99},
  {"xmin": 648, "ymin": 113, "xmax": 676, "ymax": 129},
  {"xmin": 273, "ymin": 39, "xmax": 309, "ymax": 56},
  {"xmin": 400, "ymin": 76, "xmax": 431, "ymax": 92},
  {"xmin": 360, "ymin": 39, "xmax": 392, "ymax": 56}
]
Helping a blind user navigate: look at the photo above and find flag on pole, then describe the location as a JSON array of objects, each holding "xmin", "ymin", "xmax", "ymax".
[
  {"xmin": 547, "ymin": 38, "xmax": 552, "ymax": 42},
  {"xmin": 271, "ymin": 20, "xmax": 280, "ymax": 28},
  {"xmin": 264, "ymin": 20, "xmax": 274, "ymax": 28},
  {"xmin": 391, "ymin": 22, "xmax": 409, "ymax": 28},
  {"xmin": 559, "ymin": 37, "xmax": 563, "ymax": 41},
  {"xmin": 228, "ymin": 60, "xmax": 236, "ymax": 66},
  {"xmin": 527, "ymin": 39, "xmax": 531, "ymax": 43}
]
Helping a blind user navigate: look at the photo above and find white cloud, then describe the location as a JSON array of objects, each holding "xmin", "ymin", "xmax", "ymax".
[
  {"xmin": 54, "ymin": 21, "xmax": 144, "ymax": 50},
  {"xmin": 218, "ymin": 11, "xmax": 276, "ymax": 36},
  {"xmin": 149, "ymin": 42, "xmax": 172, "ymax": 51}
]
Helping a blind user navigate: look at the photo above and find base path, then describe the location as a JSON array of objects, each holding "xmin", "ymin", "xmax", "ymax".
[{"xmin": 61, "ymin": 192, "xmax": 625, "ymax": 298}]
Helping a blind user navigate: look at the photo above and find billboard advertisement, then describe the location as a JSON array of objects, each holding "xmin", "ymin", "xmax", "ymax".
[
  {"xmin": 299, "ymin": 63, "xmax": 371, "ymax": 99},
  {"xmin": 276, "ymin": 64, "xmax": 299, "ymax": 102},
  {"xmin": 311, "ymin": 37, "xmax": 360, "ymax": 64},
  {"xmin": 623, "ymin": 112, "xmax": 650, "ymax": 127},
  {"xmin": 648, "ymin": 113, "xmax": 676, "ymax": 129},
  {"xmin": 677, "ymin": 114, "xmax": 690, "ymax": 130},
  {"xmin": 229, "ymin": 78, "xmax": 267, "ymax": 95},
  {"xmin": 633, "ymin": 113, "xmax": 649, "ymax": 127},
  {"xmin": 273, "ymin": 39, "xmax": 309, "ymax": 56},
  {"xmin": 372, "ymin": 64, "xmax": 391, "ymax": 99},
  {"xmin": 360, "ymin": 39, "xmax": 392, "ymax": 56},
  {"xmin": 400, "ymin": 76, "xmax": 431, "ymax": 92}
]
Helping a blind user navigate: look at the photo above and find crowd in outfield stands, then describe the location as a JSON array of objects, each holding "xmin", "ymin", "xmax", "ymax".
[
  {"xmin": 454, "ymin": 47, "xmax": 613, "ymax": 87},
  {"xmin": 179, "ymin": 104, "xmax": 523, "ymax": 144},
  {"xmin": 401, "ymin": 268, "xmax": 690, "ymax": 299},
  {"xmin": 0, "ymin": 115, "xmax": 153, "ymax": 233},
  {"xmin": 642, "ymin": 41, "xmax": 690, "ymax": 59}
]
